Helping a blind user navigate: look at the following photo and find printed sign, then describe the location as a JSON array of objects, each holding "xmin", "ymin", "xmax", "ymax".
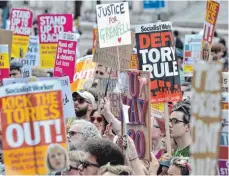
[
  {"xmin": 96, "ymin": 2, "xmax": 131, "ymax": 48},
  {"xmin": 222, "ymin": 93, "xmax": 228, "ymax": 110},
  {"xmin": 190, "ymin": 61, "xmax": 223, "ymax": 175},
  {"xmin": 120, "ymin": 70, "xmax": 151, "ymax": 160},
  {"xmin": 92, "ymin": 25, "xmax": 98, "ymax": 55},
  {"xmin": 129, "ymin": 53, "xmax": 139, "ymax": 69},
  {"xmin": 218, "ymin": 160, "xmax": 228, "ymax": 176},
  {"xmin": 201, "ymin": 0, "xmax": 220, "ymax": 61},
  {"xmin": 54, "ymin": 32, "xmax": 77, "ymax": 83},
  {"xmin": 38, "ymin": 14, "xmax": 73, "ymax": 68},
  {"xmin": 222, "ymin": 72, "xmax": 228, "ymax": 92},
  {"xmin": 0, "ymin": 29, "xmax": 13, "ymax": 60},
  {"xmin": 10, "ymin": 8, "xmax": 33, "ymax": 58},
  {"xmin": 183, "ymin": 34, "xmax": 202, "ymax": 76},
  {"xmin": 135, "ymin": 21, "xmax": 182, "ymax": 103},
  {"xmin": 0, "ymin": 45, "xmax": 9, "ymax": 80},
  {"xmin": 0, "ymin": 80, "xmax": 67, "ymax": 175}
]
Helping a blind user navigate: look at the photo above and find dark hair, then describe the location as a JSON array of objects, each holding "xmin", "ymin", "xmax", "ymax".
[
  {"xmin": 90, "ymin": 110, "xmax": 109, "ymax": 128},
  {"xmin": 173, "ymin": 30, "xmax": 179, "ymax": 37},
  {"xmin": 10, "ymin": 62, "xmax": 22, "ymax": 72},
  {"xmin": 171, "ymin": 98, "xmax": 191, "ymax": 124},
  {"xmin": 84, "ymin": 138, "xmax": 125, "ymax": 167}
]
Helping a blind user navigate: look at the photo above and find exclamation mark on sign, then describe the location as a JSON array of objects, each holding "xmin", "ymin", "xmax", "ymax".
[{"xmin": 55, "ymin": 119, "xmax": 63, "ymax": 142}]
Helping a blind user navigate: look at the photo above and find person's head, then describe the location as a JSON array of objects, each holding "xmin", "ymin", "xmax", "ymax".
[
  {"xmin": 98, "ymin": 163, "xmax": 133, "ymax": 175},
  {"xmin": 90, "ymin": 110, "xmax": 108, "ymax": 135},
  {"xmin": 169, "ymin": 98, "xmax": 191, "ymax": 139},
  {"xmin": 72, "ymin": 90, "xmax": 96, "ymax": 118},
  {"xmin": 168, "ymin": 158, "xmax": 190, "ymax": 175},
  {"xmin": 45, "ymin": 143, "xmax": 68, "ymax": 173},
  {"xmin": 173, "ymin": 30, "xmax": 179, "ymax": 37},
  {"xmin": 152, "ymin": 117, "xmax": 165, "ymax": 140},
  {"xmin": 10, "ymin": 62, "xmax": 22, "ymax": 78},
  {"xmin": 95, "ymin": 64, "xmax": 109, "ymax": 78},
  {"xmin": 202, "ymin": 42, "xmax": 210, "ymax": 61},
  {"xmin": 67, "ymin": 119, "xmax": 101, "ymax": 149},
  {"xmin": 31, "ymin": 67, "xmax": 48, "ymax": 77},
  {"xmin": 62, "ymin": 151, "xmax": 85, "ymax": 175},
  {"xmin": 78, "ymin": 138, "xmax": 125, "ymax": 175}
]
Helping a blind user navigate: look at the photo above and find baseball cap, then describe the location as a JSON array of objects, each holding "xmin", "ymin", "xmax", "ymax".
[
  {"xmin": 159, "ymin": 158, "xmax": 172, "ymax": 168},
  {"xmin": 72, "ymin": 90, "xmax": 96, "ymax": 107}
]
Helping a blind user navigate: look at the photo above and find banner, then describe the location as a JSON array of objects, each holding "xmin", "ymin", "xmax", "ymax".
[
  {"xmin": 183, "ymin": 34, "xmax": 202, "ymax": 77},
  {"xmin": 54, "ymin": 32, "xmax": 77, "ymax": 83},
  {"xmin": 135, "ymin": 21, "xmax": 182, "ymax": 103},
  {"xmin": 96, "ymin": 2, "xmax": 131, "ymax": 48},
  {"xmin": 201, "ymin": 0, "xmax": 220, "ymax": 61},
  {"xmin": 93, "ymin": 32, "xmax": 135, "ymax": 70},
  {"xmin": 10, "ymin": 8, "xmax": 33, "ymax": 58},
  {"xmin": 0, "ymin": 80, "xmax": 67, "ymax": 175},
  {"xmin": 38, "ymin": 14, "xmax": 73, "ymax": 68},
  {"xmin": 222, "ymin": 72, "xmax": 228, "ymax": 92},
  {"xmin": 190, "ymin": 61, "xmax": 223, "ymax": 175},
  {"xmin": 0, "ymin": 45, "xmax": 9, "ymax": 80},
  {"xmin": 0, "ymin": 29, "xmax": 13, "ymax": 60},
  {"xmin": 120, "ymin": 70, "xmax": 151, "ymax": 160}
]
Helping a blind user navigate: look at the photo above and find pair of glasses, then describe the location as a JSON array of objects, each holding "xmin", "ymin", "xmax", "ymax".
[
  {"xmin": 73, "ymin": 97, "xmax": 85, "ymax": 104},
  {"xmin": 80, "ymin": 161, "xmax": 100, "ymax": 169},
  {"xmin": 169, "ymin": 118, "xmax": 186, "ymax": 125},
  {"xmin": 90, "ymin": 116, "xmax": 104, "ymax": 123},
  {"xmin": 68, "ymin": 131, "xmax": 83, "ymax": 137},
  {"xmin": 65, "ymin": 165, "xmax": 79, "ymax": 172},
  {"xmin": 96, "ymin": 70, "xmax": 104, "ymax": 76}
]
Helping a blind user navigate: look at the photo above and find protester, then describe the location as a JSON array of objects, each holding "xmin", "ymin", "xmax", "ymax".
[
  {"xmin": 175, "ymin": 48, "xmax": 185, "ymax": 85},
  {"xmin": 72, "ymin": 90, "xmax": 96, "ymax": 120},
  {"xmin": 173, "ymin": 30, "xmax": 184, "ymax": 50},
  {"xmin": 9, "ymin": 62, "xmax": 22, "ymax": 78},
  {"xmin": 167, "ymin": 158, "xmax": 190, "ymax": 175}
]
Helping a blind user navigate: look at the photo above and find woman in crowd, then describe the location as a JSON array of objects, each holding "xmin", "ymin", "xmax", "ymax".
[{"xmin": 167, "ymin": 158, "xmax": 190, "ymax": 175}]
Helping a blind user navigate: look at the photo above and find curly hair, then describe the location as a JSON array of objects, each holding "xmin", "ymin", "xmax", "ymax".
[
  {"xmin": 84, "ymin": 138, "xmax": 125, "ymax": 167},
  {"xmin": 98, "ymin": 163, "xmax": 133, "ymax": 175},
  {"xmin": 170, "ymin": 158, "xmax": 190, "ymax": 175}
]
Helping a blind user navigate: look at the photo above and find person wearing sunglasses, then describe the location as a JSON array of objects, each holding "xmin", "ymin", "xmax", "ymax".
[
  {"xmin": 169, "ymin": 98, "xmax": 192, "ymax": 157},
  {"xmin": 9, "ymin": 61, "xmax": 23, "ymax": 78},
  {"xmin": 72, "ymin": 90, "xmax": 96, "ymax": 120},
  {"xmin": 90, "ymin": 110, "xmax": 108, "ymax": 135},
  {"xmin": 78, "ymin": 138, "xmax": 125, "ymax": 175}
]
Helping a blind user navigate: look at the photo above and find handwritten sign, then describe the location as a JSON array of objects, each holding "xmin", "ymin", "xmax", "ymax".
[
  {"xmin": 201, "ymin": 0, "xmax": 220, "ymax": 61},
  {"xmin": 0, "ymin": 80, "xmax": 67, "ymax": 175},
  {"xmin": 10, "ymin": 8, "xmax": 33, "ymax": 58},
  {"xmin": 0, "ymin": 45, "xmax": 9, "ymax": 80},
  {"xmin": 190, "ymin": 61, "xmax": 223, "ymax": 175},
  {"xmin": 38, "ymin": 14, "xmax": 73, "ymax": 68},
  {"xmin": 120, "ymin": 70, "xmax": 151, "ymax": 160},
  {"xmin": 135, "ymin": 21, "xmax": 182, "ymax": 103},
  {"xmin": 96, "ymin": 2, "xmax": 131, "ymax": 48},
  {"xmin": 183, "ymin": 34, "xmax": 202, "ymax": 77}
]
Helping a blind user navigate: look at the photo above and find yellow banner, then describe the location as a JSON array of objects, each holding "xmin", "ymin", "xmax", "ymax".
[
  {"xmin": 11, "ymin": 35, "xmax": 29, "ymax": 58},
  {"xmin": 40, "ymin": 43, "xmax": 57, "ymax": 69}
]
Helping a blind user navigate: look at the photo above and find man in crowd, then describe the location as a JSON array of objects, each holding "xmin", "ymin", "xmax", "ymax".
[
  {"xmin": 72, "ymin": 90, "xmax": 96, "ymax": 120},
  {"xmin": 67, "ymin": 119, "xmax": 101, "ymax": 151},
  {"xmin": 169, "ymin": 98, "xmax": 192, "ymax": 157},
  {"xmin": 9, "ymin": 62, "xmax": 22, "ymax": 78}
]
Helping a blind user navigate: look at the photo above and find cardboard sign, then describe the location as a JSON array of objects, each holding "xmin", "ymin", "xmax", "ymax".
[
  {"xmin": 0, "ymin": 45, "xmax": 9, "ymax": 80},
  {"xmin": 0, "ymin": 29, "xmax": 13, "ymax": 60},
  {"xmin": 135, "ymin": 21, "xmax": 182, "ymax": 103},
  {"xmin": 10, "ymin": 8, "xmax": 33, "ymax": 58},
  {"xmin": 54, "ymin": 32, "xmax": 77, "ymax": 83},
  {"xmin": 38, "ymin": 14, "xmax": 73, "ymax": 69},
  {"xmin": 190, "ymin": 61, "xmax": 223, "ymax": 175},
  {"xmin": 183, "ymin": 34, "xmax": 202, "ymax": 76},
  {"xmin": 0, "ymin": 80, "xmax": 67, "ymax": 175},
  {"xmin": 222, "ymin": 72, "xmax": 228, "ymax": 92},
  {"xmin": 201, "ymin": 0, "xmax": 220, "ymax": 61},
  {"xmin": 3, "ymin": 76, "xmax": 75, "ymax": 119},
  {"xmin": 120, "ymin": 70, "xmax": 151, "ymax": 160},
  {"xmin": 96, "ymin": 2, "xmax": 131, "ymax": 48}
]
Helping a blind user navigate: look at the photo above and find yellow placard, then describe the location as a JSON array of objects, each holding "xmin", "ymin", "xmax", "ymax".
[
  {"xmin": 151, "ymin": 103, "xmax": 164, "ymax": 112},
  {"xmin": 184, "ymin": 65, "xmax": 193, "ymax": 73},
  {"xmin": 11, "ymin": 35, "xmax": 30, "ymax": 58},
  {"xmin": 40, "ymin": 43, "xmax": 57, "ymax": 69},
  {"xmin": 0, "ymin": 53, "xmax": 9, "ymax": 68}
]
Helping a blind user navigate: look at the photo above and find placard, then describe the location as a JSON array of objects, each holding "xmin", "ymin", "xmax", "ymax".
[
  {"xmin": 10, "ymin": 8, "xmax": 33, "ymax": 58},
  {"xmin": 96, "ymin": 2, "xmax": 131, "ymax": 48},
  {"xmin": 0, "ymin": 45, "xmax": 9, "ymax": 80},
  {"xmin": 190, "ymin": 61, "xmax": 223, "ymax": 175},
  {"xmin": 135, "ymin": 21, "xmax": 182, "ymax": 103},
  {"xmin": 0, "ymin": 80, "xmax": 67, "ymax": 175},
  {"xmin": 222, "ymin": 72, "xmax": 228, "ymax": 92},
  {"xmin": 0, "ymin": 29, "xmax": 13, "ymax": 60},
  {"xmin": 38, "ymin": 14, "xmax": 73, "ymax": 68}
]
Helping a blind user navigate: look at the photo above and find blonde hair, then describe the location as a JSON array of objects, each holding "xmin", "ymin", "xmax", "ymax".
[
  {"xmin": 68, "ymin": 151, "xmax": 85, "ymax": 168},
  {"xmin": 98, "ymin": 163, "xmax": 132, "ymax": 175},
  {"xmin": 32, "ymin": 67, "xmax": 48, "ymax": 77},
  {"xmin": 45, "ymin": 143, "xmax": 69, "ymax": 173}
]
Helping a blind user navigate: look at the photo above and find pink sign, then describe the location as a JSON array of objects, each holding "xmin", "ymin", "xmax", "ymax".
[
  {"xmin": 37, "ymin": 14, "xmax": 73, "ymax": 44},
  {"xmin": 10, "ymin": 8, "xmax": 33, "ymax": 36},
  {"xmin": 54, "ymin": 32, "xmax": 77, "ymax": 83}
]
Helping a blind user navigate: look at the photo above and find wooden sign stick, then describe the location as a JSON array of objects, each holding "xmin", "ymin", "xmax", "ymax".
[{"xmin": 165, "ymin": 102, "xmax": 172, "ymax": 157}]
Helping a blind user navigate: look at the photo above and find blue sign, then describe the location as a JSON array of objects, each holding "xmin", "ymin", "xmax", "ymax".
[{"xmin": 143, "ymin": 0, "xmax": 165, "ymax": 9}]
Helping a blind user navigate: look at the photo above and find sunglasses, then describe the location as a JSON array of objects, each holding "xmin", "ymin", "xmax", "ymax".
[
  {"xmin": 96, "ymin": 70, "xmax": 104, "ymax": 76},
  {"xmin": 90, "ymin": 116, "xmax": 104, "ymax": 123},
  {"xmin": 80, "ymin": 160, "xmax": 100, "ymax": 169},
  {"xmin": 169, "ymin": 118, "xmax": 186, "ymax": 125},
  {"xmin": 68, "ymin": 131, "xmax": 83, "ymax": 137},
  {"xmin": 73, "ymin": 97, "xmax": 85, "ymax": 104}
]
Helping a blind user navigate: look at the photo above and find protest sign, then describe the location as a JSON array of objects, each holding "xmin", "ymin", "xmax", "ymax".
[
  {"xmin": 135, "ymin": 21, "xmax": 182, "ymax": 103},
  {"xmin": 222, "ymin": 93, "xmax": 228, "ymax": 110},
  {"xmin": 120, "ymin": 70, "xmax": 151, "ymax": 160},
  {"xmin": 38, "ymin": 14, "xmax": 72, "ymax": 68},
  {"xmin": 190, "ymin": 61, "xmax": 223, "ymax": 175},
  {"xmin": 0, "ymin": 45, "xmax": 9, "ymax": 80},
  {"xmin": 10, "ymin": 8, "xmax": 33, "ymax": 58},
  {"xmin": 19, "ymin": 36, "xmax": 39, "ymax": 77},
  {"xmin": 3, "ymin": 76, "xmax": 75, "ymax": 119},
  {"xmin": 201, "ymin": 0, "xmax": 220, "ymax": 61},
  {"xmin": 129, "ymin": 53, "xmax": 138, "ymax": 69},
  {"xmin": 92, "ymin": 25, "xmax": 98, "ymax": 55},
  {"xmin": 54, "ymin": 32, "xmax": 77, "ymax": 83},
  {"xmin": 222, "ymin": 72, "xmax": 228, "ymax": 92},
  {"xmin": 0, "ymin": 80, "xmax": 67, "ymax": 175},
  {"xmin": 0, "ymin": 29, "xmax": 13, "ymax": 60},
  {"xmin": 93, "ymin": 32, "xmax": 134, "ymax": 70},
  {"xmin": 183, "ymin": 34, "xmax": 202, "ymax": 77},
  {"xmin": 96, "ymin": 2, "xmax": 131, "ymax": 48}
]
